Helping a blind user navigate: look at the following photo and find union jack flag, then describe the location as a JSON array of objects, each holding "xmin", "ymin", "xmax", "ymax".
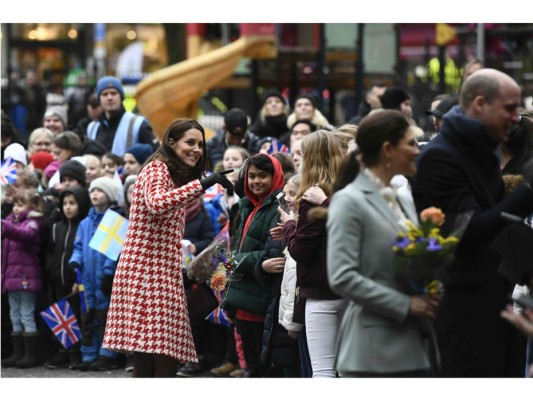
[
  {"xmin": 0, "ymin": 157, "xmax": 17, "ymax": 186},
  {"xmin": 267, "ymin": 139, "xmax": 290, "ymax": 155},
  {"xmin": 40, "ymin": 298, "xmax": 81, "ymax": 349}
]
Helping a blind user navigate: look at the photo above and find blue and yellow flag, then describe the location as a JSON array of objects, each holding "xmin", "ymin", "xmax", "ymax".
[{"xmin": 88, "ymin": 209, "xmax": 128, "ymax": 261}]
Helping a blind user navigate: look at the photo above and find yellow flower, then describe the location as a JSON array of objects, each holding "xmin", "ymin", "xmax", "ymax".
[
  {"xmin": 441, "ymin": 236, "xmax": 459, "ymax": 245},
  {"xmin": 426, "ymin": 280, "xmax": 444, "ymax": 296},
  {"xmin": 404, "ymin": 243, "xmax": 416, "ymax": 255}
]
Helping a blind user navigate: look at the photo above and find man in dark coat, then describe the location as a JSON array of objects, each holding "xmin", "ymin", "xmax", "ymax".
[
  {"xmin": 411, "ymin": 68, "xmax": 533, "ymax": 377},
  {"xmin": 206, "ymin": 108, "xmax": 260, "ymax": 171},
  {"xmin": 87, "ymin": 76, "xmax": 158, "ymax": 156}
]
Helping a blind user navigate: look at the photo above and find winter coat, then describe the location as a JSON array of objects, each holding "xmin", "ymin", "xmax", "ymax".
[
  {"xmin": 327, "ymin": 171, "xmax": 430, "ymax": 374},
  {"xmin": 87, "ymin": 105, "xmax": 158, "ymax": 155},
  {"xmin": 286, "ymin": 109, "xmax": 335, "ymax": 131},
  {"xmin": 411, "ymin": 105, "xmax": 533, "ymax": 377},
  {"xmin": 183, "ymin": 200, "xmax": 215, "ymax": 255},
  {"xmin": 46, "ymin": 187, "xmax": 91, "ymax": 291},
  {"xmin": 206, "ymin": 130, "xmax": 261, "ymax": 171},
  {"xmin": 221, "ymin": 155, "xmax": 285, "ymax": 316},
  {"xmin": 278, "ymin": 253, "xmax": 302, "ymax": 333},
  {"xmin": 102, "ymin": 160, "xmax": 204, "ymax": 363},
  {"xmin": 285, "ymin": 198, "xmax": 340, "ymax": 300},
  {"xmin": 255, "ymin": 236, "xmax": 299, "ymax": 370},
  {"xmin": 1, "ymin": 209, "xmax": 44, "ymax": 293},
  {"xmin": 251, "ymin": 114, "xmax": 289, "ymax": 139},
  {"xmin": 204, "ymin": 193, "xmax": 225, "ymax": 235},
  {"xmin": 69, "ymin": 205, "xmax": 119, "ymax": 310},
  {"xmin": 221, "ymin": 192, "xmax": 281, "ymax": 315}
]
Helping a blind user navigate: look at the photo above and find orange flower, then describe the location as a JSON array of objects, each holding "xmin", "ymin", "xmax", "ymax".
[
  {"xmin": 420, "ymin": 207, "xmax": 445, "ymax": 226},
  {"xmin": 210, "ymin": 271, "xmax": 227, "ymax": 291}
]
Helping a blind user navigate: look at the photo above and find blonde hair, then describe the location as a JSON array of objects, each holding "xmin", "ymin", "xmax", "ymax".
[
  {"xmin": 12, "ymin": 187, "xmax": 43, "ymax": 213},
  {"xmin": 259, "ymin": 101, "xmax": 290, "ymax": 125},
  {"xmin": 286, "ymin": 173, "xmax": 302, "ymax": 190},
  {"xmin": 296, "ymin": 130, "xmax": 346, "ymax": 205},
  {"xmin": 332, "ymin": 124, "xmax": 358, "ymax": 153},
  {"xmin": 27, "ymin": 127, "xmax": 54, "ymax": 155}
]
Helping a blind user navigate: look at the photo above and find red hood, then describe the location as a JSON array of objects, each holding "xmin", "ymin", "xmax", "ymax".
[{"xmin": 243, "ymin": 154, "xmax": 285, "ymax": 206}]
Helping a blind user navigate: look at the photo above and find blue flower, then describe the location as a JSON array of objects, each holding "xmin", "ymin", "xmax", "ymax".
[
  {"xmin": 395, "ymin": 236, "xmax": 411, "ymax": 249},
  {"xmin": 426, "ymin": 238, "xmax": 442, "ymax": 252}
]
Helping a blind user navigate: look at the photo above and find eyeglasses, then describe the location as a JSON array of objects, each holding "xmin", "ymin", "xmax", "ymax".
[{"xmin": 34, "ymin": 142, "xmax": 52, "ymax": 146}]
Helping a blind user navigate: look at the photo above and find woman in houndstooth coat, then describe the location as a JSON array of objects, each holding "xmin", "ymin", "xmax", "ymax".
[{"xmin": 102, "ymin": 119, "xmax": 232, "ymax": 377}]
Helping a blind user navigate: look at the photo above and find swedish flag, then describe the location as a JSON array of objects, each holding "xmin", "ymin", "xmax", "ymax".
[{"xmin": 88, "ymin": 209, "xmax": 128, "ymax": 261}]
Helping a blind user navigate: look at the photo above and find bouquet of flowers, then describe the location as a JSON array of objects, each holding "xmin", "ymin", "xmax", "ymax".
[
  {"xmin": 186, "ymin": 227, "xmax": 238, "ymax": 291},
  {"xmin": 393, "ymin": 207, "xmax": 468, "ymax": 295}
]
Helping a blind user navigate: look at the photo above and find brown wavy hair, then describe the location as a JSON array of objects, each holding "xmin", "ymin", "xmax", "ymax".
[{"xmin": 142, "ymin": 118, "xmax": 208, "ymax": 185}]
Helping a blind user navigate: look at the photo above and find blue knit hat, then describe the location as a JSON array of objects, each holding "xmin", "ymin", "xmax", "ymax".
[
  {"xmin": 96, "ymin": 76, "xmax": 125, "ymax": 100},
  {"xmin": 125, "ymin": 143, "xmax": 153, "ymax": 165}
]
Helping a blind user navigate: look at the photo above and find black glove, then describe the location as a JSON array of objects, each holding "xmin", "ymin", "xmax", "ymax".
[
  {"xmin": 226, "ymin": 183, "xmax": 235, "ymax": 197},
  {"xmin": 200, "ymin": 169, "xmax": 234, "ymax": 190},
  {"xmin": 68, "ymin": 262, "xmax": 80, "ymax": 272},
  {"xmin": 100, "ymin": 274, "xmax": 114, "ymax": 298}
]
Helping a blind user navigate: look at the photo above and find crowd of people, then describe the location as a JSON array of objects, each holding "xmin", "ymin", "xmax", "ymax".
[{"xmin": 1, "ymin": 64, "xmax": 533, "ymax": 379}]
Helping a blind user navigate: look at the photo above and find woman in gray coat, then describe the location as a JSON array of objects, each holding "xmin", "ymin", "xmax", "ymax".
[{"xmin": 326, "ymin": 110, "xmax": 440, "ymax": 377}]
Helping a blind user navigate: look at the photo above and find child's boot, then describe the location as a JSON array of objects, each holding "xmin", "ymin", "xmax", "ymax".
[
  {"xmin": 1, "ymin": 332, "xmax": 24, "ymax": 368},
  {"xmin": 16, "ymin": 332, "xmax": 41, "ymax": 368}
]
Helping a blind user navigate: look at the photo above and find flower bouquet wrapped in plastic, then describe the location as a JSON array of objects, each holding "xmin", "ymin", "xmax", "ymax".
[
  {"xmin": 186, "ymin": 226, "xmax": 240, "ymax": 291},
  {"xmin": 393, "ymin": 207, "xmax": 471, "ymax": 295}
]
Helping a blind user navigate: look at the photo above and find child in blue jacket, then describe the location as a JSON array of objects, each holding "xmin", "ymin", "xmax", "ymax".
[{"xmin": 69, "ymin": 176, "xmax": 122, "ymax": 371}]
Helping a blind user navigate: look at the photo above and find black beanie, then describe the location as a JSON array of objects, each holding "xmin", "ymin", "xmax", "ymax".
[
  {"xmin": 262, "ymin": 89, "xmax": 286, "ymax": 105},
  {"xmin": 294, "ymin": 94, "xmax": 317, "ymax": 108},
  {"xmin": 379, "ymin": 87, "xmax": 411, "ymax": 110},
  {"xmin": 59, "ymin": 160, "xmax": 86, "ymax": 187}
]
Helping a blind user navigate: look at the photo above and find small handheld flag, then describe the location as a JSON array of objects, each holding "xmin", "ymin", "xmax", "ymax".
[
  {"xmin": 89, "ymin": 209, "xmax": 128, "ymax": 261},
  {"xmin": 267, "ymin": 139, "xmax": 290, "ymax": 155},
  {"xmin": 40, "ymin": 298, "xmax": 81, "ymax": 349},
  {"xmin": 75, "ymin": 268, "xmax": 88, "ymax": 313},
  {"xmin": 1, "ymin": 157, "xmax": 17, "ymax": 186}
]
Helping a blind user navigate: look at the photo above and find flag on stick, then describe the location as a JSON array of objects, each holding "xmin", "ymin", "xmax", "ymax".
[
  {"xmin": 89, "ymin": 209, "xmax": 128, "ymax": 261},
  {"xmin": 75, "ymin": 268, "xmax": 88, "ymax": 313},
  {"xmin": 40, "ymin": 298, "xmax": 81, "ymax": 349}
]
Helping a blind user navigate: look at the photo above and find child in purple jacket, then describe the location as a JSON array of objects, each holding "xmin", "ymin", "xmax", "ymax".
[{"xmin": 1, "ymin": 188, "xmax": 44, "ymax": 368}]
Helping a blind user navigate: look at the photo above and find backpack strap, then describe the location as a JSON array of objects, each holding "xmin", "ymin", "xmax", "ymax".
[{"xmin": 125, "ymin": 115, "xmax": 138, "ymax": 149}]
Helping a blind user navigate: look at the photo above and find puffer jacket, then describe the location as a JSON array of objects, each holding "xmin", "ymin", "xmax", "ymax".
[
  {"xmin": 69, "ymin": 205, "xmax": 120, "ymax": 310},
  {"xmin": 1, "ymin": 209, "xmax": 44, "ymax": 292},
  {"xmin": 221, "ymin": 154, "xmax": 285, "ymax": 315},
  {"xmin": 221, "ymin": 192, "xmax": 281, "ymax": 315},
  {"xmin": 46, "ymin": 187, "xmax": 91, "ymax": 290},
  {"xmin": 278, "ymin": 253, "xmax": 302, "ymax": 333}
]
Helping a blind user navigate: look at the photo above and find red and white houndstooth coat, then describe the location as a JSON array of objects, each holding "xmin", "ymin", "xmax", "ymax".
[{"xmin": 102, "ymin": 160, "xmax": 203, "ymax": 362}]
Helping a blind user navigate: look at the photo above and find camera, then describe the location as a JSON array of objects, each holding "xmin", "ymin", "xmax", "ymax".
[
  {"xmin": 515, "ymin": 295, "xmax": 533, "ymax": 311},
  {"xmin": 276, "ymin": 192, "xmax": 291, "ymax": 213}
]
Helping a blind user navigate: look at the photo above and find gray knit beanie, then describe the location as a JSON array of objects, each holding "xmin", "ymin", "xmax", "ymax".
[
  {"xmin": 43, "ymin": 106, "xmax": 68, "ymax": 128},
  {"xmin": 89, "ymin": 176, "xmax": 118, "ymax": 203}
]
